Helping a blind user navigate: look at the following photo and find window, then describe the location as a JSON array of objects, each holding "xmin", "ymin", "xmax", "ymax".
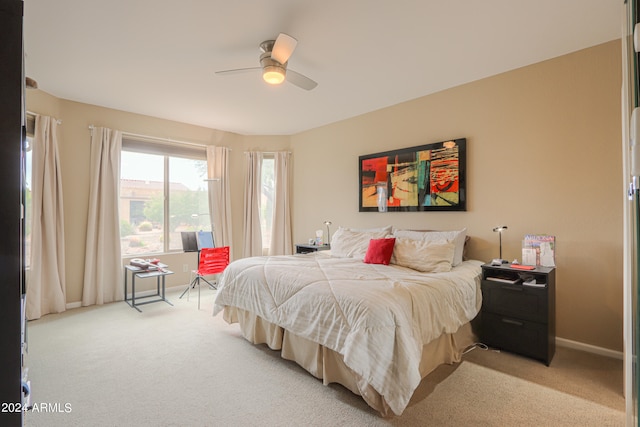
[
  {"xmin": 24, "ymin": 137, "xmax": 33, "ymax": 268},
  {"xmin": 119, "ymin": 140, "xmax": 209, "ymax": 256},
  {"xmin": 260, "ymin": 155, "xmax": 274, "ymax": 251}
]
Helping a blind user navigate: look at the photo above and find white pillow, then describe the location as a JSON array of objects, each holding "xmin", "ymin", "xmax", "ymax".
[
  {"xmin": 392, "ymin": 228, "xmax": 467, "ymax": 266},
  {"xmin": 341, "ymin": 225, "xmax": 393, "ymax": 234},
  {"xmin": 391, "ymin": 238, "xmax": 455, "ymax": 273},
  {"xmin": 330, "ymin": 227, "xmax": 391, "ymax": 259}
]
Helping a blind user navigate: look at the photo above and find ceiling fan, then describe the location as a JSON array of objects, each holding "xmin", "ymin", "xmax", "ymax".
[{"xmin": 215, "ymin": 33, "xmax": 318, "ymax": 91}]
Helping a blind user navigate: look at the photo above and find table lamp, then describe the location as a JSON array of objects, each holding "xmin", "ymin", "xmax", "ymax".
[
  {"xmin": 492, "ymin": 225, "xmax": 508, "ymax": 264},
  {"xmin": 323, "ymin": 220, "xmax": 332, "ymax": 245}
]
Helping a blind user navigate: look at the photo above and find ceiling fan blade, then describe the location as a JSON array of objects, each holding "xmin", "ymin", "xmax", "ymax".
[
  {"xmin": 215, "ymin": 67, "xmax": 261, "ymax": 75},
  {"xmin": 286, "ymin": 69, "xmax": 318, "ymax": 91},
  {"xmin": 271, "ymin": 33, "xmax": 297, "ymax": 64}
]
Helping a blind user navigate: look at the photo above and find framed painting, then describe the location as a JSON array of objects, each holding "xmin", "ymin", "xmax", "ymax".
[{"xmin": 359, "ymin": 138, "xmax": 466, "ymax": 212}]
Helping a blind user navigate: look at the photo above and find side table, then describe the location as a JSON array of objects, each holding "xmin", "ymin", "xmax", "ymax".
[
  {"xmin": 479, "ymin": 263, "xmax": 556, "ymax": 365},
  {"xmin": 124, "ymin": 264, "xmax": 174, "ymax": 312}
]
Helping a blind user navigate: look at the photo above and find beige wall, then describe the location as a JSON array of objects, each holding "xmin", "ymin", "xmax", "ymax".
[
  {"xmin": 291, "ymin": 40, "xmax": 623, "ymax": 352},
  {"xmin": 28, "ymin": 39, "xmax": 623, "ymax": 352}
]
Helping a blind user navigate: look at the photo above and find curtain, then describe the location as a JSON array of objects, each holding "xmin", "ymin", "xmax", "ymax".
[
  {"xmin": 242, "ymin": 151, "xmax": 263, "ymax": 257},
  {"xmin": 206, "ymin": 146, "xmax": 233, "ymax": 256},
  {"xmin": 26, "ymin": 115, "xmax": 66, "ymax": 320},
  {"xmin": 269, "ymin": 151, "xmax": 292, "ymax": 255},
  {"xmin": 82, "ymin": 127, "xmax": 123, "ymax": 306}
]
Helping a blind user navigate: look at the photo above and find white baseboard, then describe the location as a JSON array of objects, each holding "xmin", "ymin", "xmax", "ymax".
[
  {"xmin": 556, "ymin": 337, "xmax": 623, "ymax": 360},
  {"xmin": 64, "ymin": 284, "xmax": 194, "ymax": 310}
]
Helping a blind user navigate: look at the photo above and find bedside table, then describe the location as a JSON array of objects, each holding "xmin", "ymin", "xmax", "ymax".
[
  {"xmin": 295, "ymin": 244, "xmax": 330, "ymax": 254},
  {"xmin": 479, "ymin": 263, "xmax": 556, "ymax": 365}
]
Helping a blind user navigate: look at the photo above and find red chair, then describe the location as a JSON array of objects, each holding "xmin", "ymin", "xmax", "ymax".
[{"xmin": 187, "ymin": 246, "xmax": 230, "ymax": 309}]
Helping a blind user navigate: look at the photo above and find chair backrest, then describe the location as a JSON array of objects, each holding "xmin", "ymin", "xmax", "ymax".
[{"xmin": 197, "ymin": 246, "xmax": 230, "ymax": 275}]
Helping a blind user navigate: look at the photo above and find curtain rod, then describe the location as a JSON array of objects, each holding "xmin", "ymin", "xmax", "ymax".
[
  {"xmin": 26, "ymin": 111, "xmax": 62, "ymax": 125},
  {"xmin": 244, "ymin": 151, "xmax": 291, "ymax": 154},
  {"xmin": 88, "ymin": 125, "xmax": 208, "ymax": 149}
]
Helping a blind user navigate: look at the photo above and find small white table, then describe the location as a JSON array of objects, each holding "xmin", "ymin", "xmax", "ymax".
[{"xmin": 124, "ymin": 264, "xmax": 174, "ymax": 312}]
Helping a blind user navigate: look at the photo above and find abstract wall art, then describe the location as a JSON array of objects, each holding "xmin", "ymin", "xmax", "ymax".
[{"xmin": 359, "ymin": 138, "xmax": 466, "ymax": 212}]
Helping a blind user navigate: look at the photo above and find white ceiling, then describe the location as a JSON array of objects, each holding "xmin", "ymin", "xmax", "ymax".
[{"xmin": 24, "ymin": 1, "xmax": 621, "ymax": 136}]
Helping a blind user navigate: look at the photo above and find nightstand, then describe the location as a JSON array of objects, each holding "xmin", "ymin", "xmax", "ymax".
[
  {"xmin": 479, "ymin": 263, "xmax": 556, "ymax": 365},
  {"xmin": 295, "ymin": 244, "xmax": 330, "ymax": 254}
]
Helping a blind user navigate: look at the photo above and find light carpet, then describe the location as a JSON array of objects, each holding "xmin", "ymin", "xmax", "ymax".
[
  {"xmin": 23, "ymin": 288, "xmax": 624, "ymax": 426},
  {"xmin": 409, "ymin": 362, "xmax": 624, "ymax": 426}
]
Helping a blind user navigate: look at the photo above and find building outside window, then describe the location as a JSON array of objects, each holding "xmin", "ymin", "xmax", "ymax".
[{"xmin": 120, "ymin": 140, "xmax": 209, "ymax": 256}]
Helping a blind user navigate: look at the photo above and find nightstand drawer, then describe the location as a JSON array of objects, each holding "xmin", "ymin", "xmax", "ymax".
[
  {"xmin": 481, "ymin": 312, "xmax": 549, "ymax": 363},
  {"xmin": 481, "ymin": 280, "xmax": 547, "ymax": 323}
]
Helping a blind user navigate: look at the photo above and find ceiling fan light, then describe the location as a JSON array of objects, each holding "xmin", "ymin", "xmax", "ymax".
[{"xmin": 263, "ymin": 66, "xmax": 285, "ymax": 85}]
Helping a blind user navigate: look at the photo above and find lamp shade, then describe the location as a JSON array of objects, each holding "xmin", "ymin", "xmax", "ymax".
[
  {"xmin": 263, "ymin": 66, "xmax": 285, "ymax": 84},
  {"xmin": 324, "ymin": 221, "xmax": 332, "ymax": 245}
]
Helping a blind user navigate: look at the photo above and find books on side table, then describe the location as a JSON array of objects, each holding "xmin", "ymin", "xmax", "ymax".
[
  {"xmin": 486, "ymin": 276, "xmax": 521, "ymax": 285},
  {"xmin": 485, "ymin": 274, "xmax": 547, "ymax": 288},
  {"xmin": 130, "ymin": 258, "xmax": 168, "ymax": 272}
]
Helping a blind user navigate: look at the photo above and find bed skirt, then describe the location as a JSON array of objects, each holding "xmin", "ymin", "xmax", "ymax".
[{"xmin": 221, "ymin": 306, "xmax": 475, "ymax": 416}]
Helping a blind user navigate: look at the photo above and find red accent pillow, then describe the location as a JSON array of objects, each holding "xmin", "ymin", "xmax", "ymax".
[{"xmin": 363, "ymin": 238, "xmax": 396, "ymax": 265}]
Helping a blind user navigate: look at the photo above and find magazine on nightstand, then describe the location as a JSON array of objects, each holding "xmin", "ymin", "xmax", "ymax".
[{"xmin": 522, "ymin": 235, "xmax": 555, "ymax": 267}]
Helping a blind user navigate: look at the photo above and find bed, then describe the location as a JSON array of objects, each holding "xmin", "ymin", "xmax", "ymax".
[{"xmin": 212, "ymin": 227, "xmax": 482, "ymax": 416}]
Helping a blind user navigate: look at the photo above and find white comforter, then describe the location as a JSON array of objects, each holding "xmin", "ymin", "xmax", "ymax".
[{"xmin": 213, "ymin": 253, "xmax": 482, "ymax": 415}]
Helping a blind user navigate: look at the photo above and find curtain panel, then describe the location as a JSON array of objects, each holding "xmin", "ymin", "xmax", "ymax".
[
  {"xmin": 242, "ymin": 151, "xmax": 263, "ymax": 257},
  {"xmin": 82, "ymin": 127, "xmax": 123, "ymax": 306},
  {"xmin": 206, "ymin": 146, "xmax": 233, "ymax": 256},
  {"xmin": 26, "ymin": 115, "xmax": 66, "ymax": 320},
  {"xmin": 269, "ymin": 151, "xmax": 292, "ymax": 255}
]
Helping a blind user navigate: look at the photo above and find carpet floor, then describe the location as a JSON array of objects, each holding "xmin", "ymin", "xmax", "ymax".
[{"xmin": 23, "ymin": 287, "xmax": 625, "ymax": 426}]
